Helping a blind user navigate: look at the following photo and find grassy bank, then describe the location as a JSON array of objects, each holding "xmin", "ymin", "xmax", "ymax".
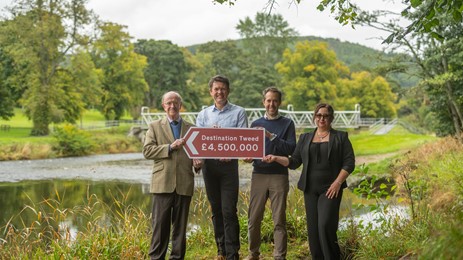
[{"xmin": 0, "ymin": 109, "xmax": 142, "ymax": 160}]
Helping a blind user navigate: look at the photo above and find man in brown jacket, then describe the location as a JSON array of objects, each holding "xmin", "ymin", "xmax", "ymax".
[{"xmin": 143, "ymin": 91, "xmax": 201, "ymax": 259}]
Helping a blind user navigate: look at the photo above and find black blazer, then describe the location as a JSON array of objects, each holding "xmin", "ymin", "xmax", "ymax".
[{"xmin": 288, "ymin": 128, "xmax": 355, "ymax": 192}]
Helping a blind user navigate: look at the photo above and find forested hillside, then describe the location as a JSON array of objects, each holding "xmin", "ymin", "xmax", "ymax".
[{"xmin": 188, "ymin": 35, "xmax": 417, "ymax": 89}]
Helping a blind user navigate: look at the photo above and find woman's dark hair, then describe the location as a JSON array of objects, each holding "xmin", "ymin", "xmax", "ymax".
[
  {"xmin": 313, "ymin": 103, "xmax": 335, "ymax": 122},
  {"xmin": 208, "ymin": 75, "xmax": 230, "ymax": 90}
]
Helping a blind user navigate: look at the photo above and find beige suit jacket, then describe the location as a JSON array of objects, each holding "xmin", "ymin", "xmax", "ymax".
[{"xmin": 142, "ymin": 117, "xmax": 195, "ymax": 196}]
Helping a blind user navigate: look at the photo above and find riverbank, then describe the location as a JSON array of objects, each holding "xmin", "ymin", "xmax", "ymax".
[
  {"xmin": 1, "ymin": 136, "xmax": 461, "ymax": 259},
  {"xmin": 0, "ymin": 125, "xmax": 142, "ymax": 161}
]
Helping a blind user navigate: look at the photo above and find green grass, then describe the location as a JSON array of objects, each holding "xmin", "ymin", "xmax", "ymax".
[
  {"xmin": 350, "ymin": 125, "xmax": 437, "ymax": 156},
  {"xmin": 0, "ymin": 109, "xmax": 142, "ymax": 160},
  {"xmin": 0, "ymin": 109, "xmax": 135, "ymax": 143},
  {"xmin": 0, "ymin": 108, "xmax": 32, "ymax": 128}
]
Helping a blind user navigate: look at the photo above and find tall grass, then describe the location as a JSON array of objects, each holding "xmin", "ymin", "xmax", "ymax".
[
  {"xmin": 344, "ymin": 136, "xmax": 463, "ymax": 259},
  {"xmin": 0, "ymin": 188, "xmax": 151, "ymax": 259}
]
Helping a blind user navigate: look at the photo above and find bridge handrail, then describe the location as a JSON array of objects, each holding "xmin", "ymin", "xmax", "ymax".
[{"xmin": 141, "ymin": 105, "xmax": 362, "ymax": 129}]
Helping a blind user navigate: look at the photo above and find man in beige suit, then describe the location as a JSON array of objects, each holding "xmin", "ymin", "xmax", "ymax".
[{"xmin": 143, "ymin": 91, "xmax": 202, "ymax": 260}]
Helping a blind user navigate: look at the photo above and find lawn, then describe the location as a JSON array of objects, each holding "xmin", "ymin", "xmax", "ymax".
[{"xmin": 349, "ymin": 125, "xmax": 436, "ymax": 156}]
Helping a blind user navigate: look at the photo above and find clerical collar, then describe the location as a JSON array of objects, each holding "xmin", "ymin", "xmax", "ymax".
[{"xmin": 264, "ymin": 113, "xmax": 281, "ymax": 120}]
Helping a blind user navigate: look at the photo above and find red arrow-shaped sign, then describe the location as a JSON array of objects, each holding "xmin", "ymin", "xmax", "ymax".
[{"xmin": 182, "ymin": 127, "xmax": 265, "ymax": 159}]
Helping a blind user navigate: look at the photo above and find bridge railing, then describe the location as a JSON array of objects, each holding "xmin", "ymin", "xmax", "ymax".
[{"xmin": 141, "ymin": 105, "xmax": 363, "ymax": 129}]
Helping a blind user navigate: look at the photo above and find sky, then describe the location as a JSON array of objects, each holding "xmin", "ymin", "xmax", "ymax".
[{"xmin": 0, "ymin": 0, "xmax": 405, "ymax": 51}]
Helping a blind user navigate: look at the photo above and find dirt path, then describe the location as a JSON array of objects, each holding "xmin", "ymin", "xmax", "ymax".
[{"xmin": 355, "ymin": 151, "xmax": 401, "ymax": 165}]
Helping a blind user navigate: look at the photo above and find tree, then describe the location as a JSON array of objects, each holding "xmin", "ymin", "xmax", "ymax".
[
  {"xmin": 181, "ymin": 48, "xmax": 212, "ymax": 110},
  {"xmin": 275, "ymin": 40, "xmax": 349, "ymax": 110},
  {"xmin": 54, "ymin": 50, "xmax": 102, "ymax": 123},
  {"xmin": 0, "ymin": 49, "xmax": 15, "ymax": 119},
  {"xmin": 356, "ymin": 2, "xmax": 463, "ymax": 140},
  {"xmin": 92, "ymin": 22, "xmax": 148, "ymax": 120},
  {"xmin": 196, "ymin": 40, "xmax": 245, "ymax": 104},
  {"xmin": 213, "ymin": 0, "xmax": 463, "ymax": 42},
  {"xmin": 234, "ymin": 12, "xmax": 298, "ymax": 107},
  {"xmin": 134, "ymin": 39, "xmax": 192, "ymax": 110},
  {"xmin": 338, "ymin": 71, "xmax": 397, "ymax": 118},
  {"xmin": 0, "ymin": 0, "xmax": 92, "ymax": 135},
  {"xmin": 236, "ymin": 12, "xmax": 297, "ymax": 65}
]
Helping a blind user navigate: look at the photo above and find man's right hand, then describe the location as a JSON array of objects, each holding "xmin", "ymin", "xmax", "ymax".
[{"xmin": 170, "ymin": 138, "xmax": 184, "ymax": 150}]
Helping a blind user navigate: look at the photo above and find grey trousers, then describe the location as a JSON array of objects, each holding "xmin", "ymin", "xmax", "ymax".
[{"xmin": 247, "ymin": 173, "xmax": 289, "ymax": 259}]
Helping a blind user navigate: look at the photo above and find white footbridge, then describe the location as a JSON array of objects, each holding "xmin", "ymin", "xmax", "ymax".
[{"xmin": 141, "ymin": 104, "xmax": 367, "ymax": 129}]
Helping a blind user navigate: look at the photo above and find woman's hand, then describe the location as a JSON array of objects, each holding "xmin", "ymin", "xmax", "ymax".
[{"xmin": 326, "ymin": 181, "xmax": 342, "ymax": 199}]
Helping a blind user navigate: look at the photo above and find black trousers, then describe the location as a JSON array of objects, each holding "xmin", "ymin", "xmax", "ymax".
[
  {"xmin": 203, "ymin": 159, "xmax": 240, "ymax": 260},
  {"xmin": 303, "ymin": 188, "xmax": 343, "ymax": 260},
  {"xmin": 149, "ymin": 192, "xmax": 191, "ymax": 260}
]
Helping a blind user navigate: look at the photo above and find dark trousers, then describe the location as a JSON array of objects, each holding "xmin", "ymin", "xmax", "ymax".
[
  {"xmin": 304, "ymin": 188, "xmax": 343, "ymax": 260},
  {"xmin": 203, "ymin": 159, "xmax": 240, "ymax": 259},
  {"xmin": 149, "ymin": 192, "xmax": 192, "ymax": 260}
]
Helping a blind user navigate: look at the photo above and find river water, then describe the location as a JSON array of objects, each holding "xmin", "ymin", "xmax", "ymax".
[
  {"xmin": 0, "ymin": 153, "xmax": 252, "ymax": 232},
  {"xmin": 0, "ymin": 153, "xmax": 151, "ymax": 183},
  {"xmin": 0, "ymin": 153, "xmax": 409, "ymax": 239}
]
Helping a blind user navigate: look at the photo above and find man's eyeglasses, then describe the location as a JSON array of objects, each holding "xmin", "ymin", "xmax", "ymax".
[
  {"xmin": 315, "ymin": 114, "xmax": 331, "ymax": 120},
  {"xmin": 164, "ymin": 101, "xmax": 180, "ymax": 106}
]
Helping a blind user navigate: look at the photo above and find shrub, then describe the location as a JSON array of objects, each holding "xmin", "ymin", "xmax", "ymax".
[{"xmin": 52, "ymin": 124, "xmax": 95, "ymax": 157}]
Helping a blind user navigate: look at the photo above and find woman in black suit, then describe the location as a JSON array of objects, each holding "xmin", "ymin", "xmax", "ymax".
[{"xmin": 264, "ymin": 103, "xmax": 355, "ymax": 260}]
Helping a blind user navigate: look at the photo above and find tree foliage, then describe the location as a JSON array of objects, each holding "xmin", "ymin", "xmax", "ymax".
[
  {"xmin": 212, "ymin": 0, "xmax": 463, "ymax": 43},
  {"xmin": 234, "ymin": 12, "xmax": 298, "ymax": 107},
  {"xmin": 0, "ymin": 49, "xmax": 15, "ymax": 119},
  {"xmin": 92, "ymin": 22, "xmax": 148, "ymax": 120},
  {"xmin": 338, "ymin": 71, "xmax": 397, "ymax": 118},
  {"xmin": 55, "ymin": 50, "xmax": 103, "ymax": 123},
  {"xmin": 134, "ymin": 39, "xmax": 193, "ymax": 110},
  {"xmin": 196, "ymin": 40, "xmax": 245, "ymax": 104},
  {"xmin": 181, "ymin": 48, "xmax": 212, "ymax": 110},
  {"xmin": 0, "ymin": 0, "xmax": 92, "ymax": 135},
  {"xmin": 276, "ymin": 40, "xmax": 397, "ymax": 117},
  {"xmin": 276, "ymin": 40, "xmax": 349, "ymax": 110},
  {"xmin": 356, "ymin": 1, "xmax": 463, "ymax": 140}
]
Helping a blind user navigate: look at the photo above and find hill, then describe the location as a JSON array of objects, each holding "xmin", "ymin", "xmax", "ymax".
[{"xmin": 187, "ymin": 36, "xmax": 418, "ymax": 89}]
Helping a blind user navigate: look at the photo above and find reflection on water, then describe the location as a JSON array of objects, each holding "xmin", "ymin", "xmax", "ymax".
[
  {"xmin": 339, "ymin": 205, "xmax": 410, "ymax": 232},
  {"xmin": 0, "ymin": 180, "xmax": 150, "ymax": 232},
  {"xmin": 0, "ymin": 179, "xmax": 218, "ymax": 239},
  {"xmin": 0, "ymin": 153, "xmax": 254, "ymax": 239},
  {"xmin": 0, "ymin": 153, "xmax": 405, "ymax": 241}
]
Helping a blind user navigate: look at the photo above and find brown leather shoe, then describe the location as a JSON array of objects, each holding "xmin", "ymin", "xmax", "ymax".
[{"xmin": 214, "ymin": 255, "xmax": 226, "ymax": 260}]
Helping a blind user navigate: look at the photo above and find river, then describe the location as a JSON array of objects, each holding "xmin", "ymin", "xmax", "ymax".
[
  {"xmin": 0, "ymin": 153, "xmax": 409, "ymax": 238},
  {"xmin": 0, "ymin": 153, "xmax": 253, "ymax": 231},
  {"xmin": 0, "ymin": 153, "xmax": 151, "ymax": 183}
]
